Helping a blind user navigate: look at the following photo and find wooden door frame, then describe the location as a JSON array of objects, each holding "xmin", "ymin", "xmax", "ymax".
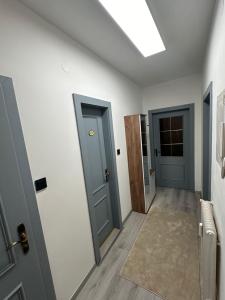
[
  {"xmin": 203, "ymin": 82, "xmax": 213, "ymax": 200},
  {"xmin": 0, "ymin": 75, "xmax": 56, "ymax": 299},
  {"xmin": 148, "ymin": 103, "xmax": 195, "ymax": 190},
  {"xmin": 73, "ymin": 94, "xmax": 122, "ymax": 264}
]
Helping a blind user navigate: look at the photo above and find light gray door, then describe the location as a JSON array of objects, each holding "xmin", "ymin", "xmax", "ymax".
[
  {"xmin": 203, "ymin": 85, "xmax": 212, "ymax": 200},
  {"xmin": 203, "ymin": 98, "xmax": 210, "ymax": 200},
  {"xmin": 153, "ymin": 110, "xmax": 191, "ymax": 189},
  {"xmin": 0, "ymin": 77, "xmax": 50, "ymax": 299},
  {"xmin": 82, "ymin": 106, "xmax": 113, "ymax": 246}
]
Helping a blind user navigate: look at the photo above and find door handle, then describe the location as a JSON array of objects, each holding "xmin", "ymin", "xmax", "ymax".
[
  {"xmin": 105, "ymin": 169, "xmax": 110, "ymax": 182},
  {"xmin": 7, "ymin": 223, "xmax": 29, "ymax": 254},
  {"xmin": 154, "ymin": 149, "xmax": 158, "ymax": 157}
]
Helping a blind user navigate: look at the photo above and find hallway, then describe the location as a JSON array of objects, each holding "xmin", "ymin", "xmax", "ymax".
[
  {"xmin": 1, "ymin": 1, "xmax": 224, "ymax": 299},
  {"xmin": 75, "ymin": 188, "xmax": 200, "ymax": 300}
]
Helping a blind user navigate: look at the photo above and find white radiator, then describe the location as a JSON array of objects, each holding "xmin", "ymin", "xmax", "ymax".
[{"xmin": 199, "ymin": 199, "xmax": 217, "ymax": 300}]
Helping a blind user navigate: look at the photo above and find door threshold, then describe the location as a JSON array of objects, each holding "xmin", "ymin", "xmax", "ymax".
[{"xmin": 100, "ymin": 228, "xmax": 120, "ymax": 259}]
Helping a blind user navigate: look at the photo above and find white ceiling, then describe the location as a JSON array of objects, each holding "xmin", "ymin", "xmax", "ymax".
[{"xmin": 20, "ymin": 0, "xmax": 215, "ymax": 86}]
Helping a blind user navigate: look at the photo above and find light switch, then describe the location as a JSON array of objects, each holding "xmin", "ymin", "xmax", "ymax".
[{"xmin": 34, "ymin": 178, "xmax": 47, "ymax": 192}]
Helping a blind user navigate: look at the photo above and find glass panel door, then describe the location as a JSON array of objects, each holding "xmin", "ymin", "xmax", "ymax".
[{"xmin": 159, "ymin": 116, "xmax": 183, "ymax": 156}]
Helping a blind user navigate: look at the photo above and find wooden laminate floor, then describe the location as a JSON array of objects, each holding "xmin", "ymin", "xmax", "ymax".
[{"xmin": 75, "ymin": 188, "xmax": 199, "ymax": 300}]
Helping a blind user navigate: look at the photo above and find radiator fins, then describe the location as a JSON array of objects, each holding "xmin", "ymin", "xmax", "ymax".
[
  {"xmin": 200, "ymin": 199, "xmax": 216, "ymax": 236},
  {"xmin": 200, "ymin": 199, "xmax": 217, "ymax": 300}
]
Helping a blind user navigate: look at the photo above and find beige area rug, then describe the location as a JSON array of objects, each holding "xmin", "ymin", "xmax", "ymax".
[{"xmin": 120, "ymin": 208, "xmax": 200, "ymax": 300}]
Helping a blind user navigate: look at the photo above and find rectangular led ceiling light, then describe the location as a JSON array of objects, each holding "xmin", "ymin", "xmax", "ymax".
[{"xmin": 98, "ymin": 0, "xmax": 166, "ymax": 57}]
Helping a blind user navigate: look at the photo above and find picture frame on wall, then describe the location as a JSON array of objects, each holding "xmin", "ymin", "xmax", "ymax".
[{"xmin": 216, "ymin": 90, "xmax": 225, "ymax": 177}]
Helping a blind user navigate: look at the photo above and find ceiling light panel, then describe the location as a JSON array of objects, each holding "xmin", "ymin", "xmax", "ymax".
[{"xmin": 98, "ymin": 0, "xmax": 166, "ymax": 57}]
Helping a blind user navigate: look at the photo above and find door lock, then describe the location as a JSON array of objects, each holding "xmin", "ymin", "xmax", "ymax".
[
  {"xmin": 7, "ymin": 223, "xmax": 29, "ymax": 254},
  {"xmin": 105, "ymin": 169, "xmax": 110, "ymax": 182}
]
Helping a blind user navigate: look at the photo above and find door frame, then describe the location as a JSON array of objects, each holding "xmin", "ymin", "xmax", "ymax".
[
  {"xmin": 73, "ymin": 94, "xmax": 122, "ymax": 264},
  {"xmin": 203, "ymin": 82, "xmax": 213, "ymax": 200},
  {"xmin": 0, "ymin": 76, "xmax": 56, "ymax": 299},
  {"xmin": 148, "ymin": 103, "xmax": 195, "ymax": 190}
]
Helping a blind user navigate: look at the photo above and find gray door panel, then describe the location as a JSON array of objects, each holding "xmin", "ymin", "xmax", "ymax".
[
  {"xmin": 0, "ymin": 77, "xmax": 48, "ymax": 299},
  {"xmin": 153, "ymin": 110, "xmax": 191, "ymax": 189},
  {"xmin": 74, "ymin": 94, "xmax": 122, "ymax": 265},
  {"xmin": 82, "ymin": 107, "xmax": 113, "ymax": 246},
  {"xmin": 203, "ymin": 86, "xmax": 212, "ymax": 200}
]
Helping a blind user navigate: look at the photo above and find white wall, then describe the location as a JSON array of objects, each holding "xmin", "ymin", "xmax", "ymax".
[
  {"xmin": 0, "ymin": 1, "xmax": 142, "ymax": 299},
  {"xmin": 142, "ymin": 74, "xmax": 202, "ymax": 191},
  {"xmin": 203, "ymin": 1, "xmax": 225, "ymax": 299}
]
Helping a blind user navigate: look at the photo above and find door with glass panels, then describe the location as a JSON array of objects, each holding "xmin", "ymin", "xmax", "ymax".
[{"xmin": 153, "ymin": 110, "xmax": 190, "ymax": 189}]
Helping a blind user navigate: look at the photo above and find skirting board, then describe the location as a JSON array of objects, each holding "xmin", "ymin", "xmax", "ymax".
[
  {"xmin": 122, "ymin": 210, "xmax": 133, "ymax": 225},
  {"xmin": 70, "ymin": 265, "xmax": 96, "ymax": 300},
  {"xmin": 71, "ymin": 210, "xmax": 132, "ymax": 299}
]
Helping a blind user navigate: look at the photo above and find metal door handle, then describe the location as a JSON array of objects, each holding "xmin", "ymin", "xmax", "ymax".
[
  {"xmin": 105, "ymin": 169, "xmax": 110, "ymax": 182},
  {"xmin": 7, "ymin": 223, "xmax": 29, "ymax": 254},
  {"xmin": 7, "ymin": 239, "xmax": 26, "ymax": 250}
]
